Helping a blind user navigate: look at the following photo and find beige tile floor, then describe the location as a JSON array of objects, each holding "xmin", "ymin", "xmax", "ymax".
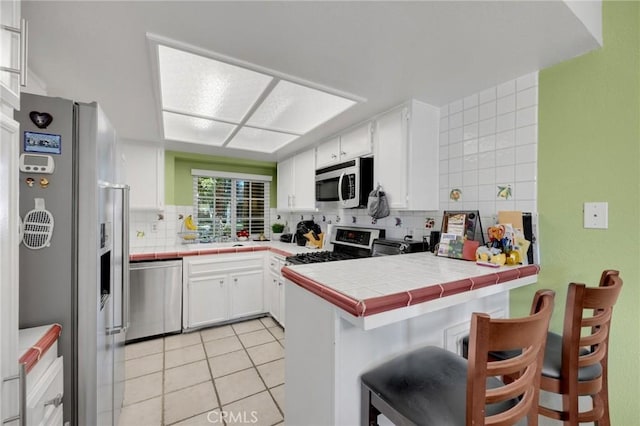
[{"xmin": 119, "ymin": 317, "xmax": 285, "ymax": 426}]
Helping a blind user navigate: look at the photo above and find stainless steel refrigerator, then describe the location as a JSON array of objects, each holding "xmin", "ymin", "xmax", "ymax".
[{"xmin": 16, "ymin": 93, "xmax": 129, "ymax": 426}]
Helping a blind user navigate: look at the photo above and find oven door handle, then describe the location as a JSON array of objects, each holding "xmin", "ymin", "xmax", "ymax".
[{"xmin": 337, "ymin": 172, "xmax": 346, "ymax": 205}]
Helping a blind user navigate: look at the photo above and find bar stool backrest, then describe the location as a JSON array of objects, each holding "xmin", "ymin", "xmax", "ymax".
[{"xmin": 467, "ymin": 289, "xmax": 555, "ymax": 426}]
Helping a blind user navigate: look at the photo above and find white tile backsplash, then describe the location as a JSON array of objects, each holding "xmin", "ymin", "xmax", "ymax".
[
  {"xmin": 497, "ymin": 80, "xmax": 516, "ymax": 98},
  {"xmin": 479, "ymin": 87, "xmax": 497, "ymax": 104},
  {"xmin": 449, "ymin": 112, "xmax": 463, "ymax": 129},
  {"xmin": 516, "ymin": 106, "xmax": 537, "ymax": 127},
  {"xmin": 449, "ymin": 100, "xmax": 463, "ymax": 114},
  {"xmin": 463, "ymin": 123, "xmax": 479, "ymax": 141},
  {"xmin": 516, "ymin": 72, "xmax": 538, "ymax": 90},
  {"xmin": 463, "ymin": 94, "xmax": 479, "ymax": 109},
  {"xmin": 440, "ymin": 71, "xmax": 538, "ymax": 233},
  {"xmin": 497, "ymin": 94, "xmax": 516, "ymax": 115},
  {"xmin": 463, "ymin": 107, "xmax": 478, "ymax": 125},
  {"xmin": 479, "ymin": 101, "xmax": 496, "ymax": 120},
  {"xmin": 496, "ymin": 112, "xmax": 516, "ymax": 132},
  {"xmin": 478, "ymin": 118, "xmax": 496, "ymax": 137},
  {"xmin": 463, "ymin": 139, "xmax": 478, "ymax": 156}
]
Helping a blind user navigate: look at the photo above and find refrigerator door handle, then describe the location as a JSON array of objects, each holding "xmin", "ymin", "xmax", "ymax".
[
  {"xmin": 102, "ymin": 183, "xmax": 130, "ymax": 335},
  {"xmin": 121, "ymin": 185, "xmax": 130, "ymax": 332}
]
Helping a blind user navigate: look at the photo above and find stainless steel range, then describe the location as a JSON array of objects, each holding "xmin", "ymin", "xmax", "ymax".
[{"xmin": 286, "ymin": 226, "xmax": 384, "ymax": 265}]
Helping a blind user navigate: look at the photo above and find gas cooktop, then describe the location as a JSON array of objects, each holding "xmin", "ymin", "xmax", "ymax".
[
  {"xmin": 286, "ymin": 251, "xmax": 359, "ymax": 265},
  {"xmin": 285, "ymin": 226, "xmax": 384, "ymax": 265}
]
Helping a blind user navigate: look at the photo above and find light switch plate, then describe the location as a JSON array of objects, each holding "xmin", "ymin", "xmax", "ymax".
[{"xmin": 584, "ymin": 202, "xmax": 608, "ymax": 229}]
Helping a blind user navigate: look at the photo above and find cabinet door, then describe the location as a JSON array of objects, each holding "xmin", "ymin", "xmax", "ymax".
[
  {"xmin": 187, "ymin": 275, "xmax": 228, "ymax": 328},
  {"xmin": 229, "ymin": 270, "xmax": 264, "ymax": 319},
  {"xmin": 340, "ymin": 122, "xmax": 372, "ymax": 161},
  {"xmin": 0, "ymin": 0, "xmax": 22, "ymax": 110},
  {"xmin": 316, "ymin": 137, "xmax": 340, "ymax": 169},
  {"xmin": 278, "ymin": 277, "xmax": 285, "ymax": 328},
  {"xmin": 374, "ymin": 108, "xmax": 408, "ymax": 209},
  {"xmin": 267, "ymin": 272, "xmax": 281, "ymax": 323},
  {"xmin": 123, "ymin": 143, "xmax": 164, "ymax": 211},
  {"xmin": 276, "ymin": 157, "xmax": 294, "ymax": 211},
  {"xmin": 291, "ymin": 148, "xmax": 316, "ymax": 211}
]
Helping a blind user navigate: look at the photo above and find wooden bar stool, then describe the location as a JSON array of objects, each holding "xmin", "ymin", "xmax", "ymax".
[
  {"xmin": 360, "ymin": 289, "xmax": 555, "ymax": 426},
  {"xmin": 477, "ymin": 270, "xmax": 622, "ymax": 425}
]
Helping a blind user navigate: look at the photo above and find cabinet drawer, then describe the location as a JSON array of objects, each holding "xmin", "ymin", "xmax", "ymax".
[
  {"xmin": 267, "ymin": 255, "xmax": 285, "ymax": 275},
  {"xmin": 27, "ymin": 356, "xmax": 63, "ymax": 426},
  {"xmin": 187, "ymin": 254, "xmax": 264, "ymax": 277},
  {"xmin": 40, "ymin": 402, "xmax": 63, "ymax": 426}
]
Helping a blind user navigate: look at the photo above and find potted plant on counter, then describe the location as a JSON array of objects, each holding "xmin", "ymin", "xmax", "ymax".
[{"xmin": 271, "ymin": 223, "xmax": 285, "ymax": 241}]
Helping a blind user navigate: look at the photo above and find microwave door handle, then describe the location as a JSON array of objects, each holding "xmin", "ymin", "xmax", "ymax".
[{"xmin": 337, "ymin": 172, "xmax": 346, "ymax": 205}]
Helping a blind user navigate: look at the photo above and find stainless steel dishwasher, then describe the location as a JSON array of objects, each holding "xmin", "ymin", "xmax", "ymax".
[{"xmin": 126, "ymin": 259, "xmax": 183, "ymax": 342}]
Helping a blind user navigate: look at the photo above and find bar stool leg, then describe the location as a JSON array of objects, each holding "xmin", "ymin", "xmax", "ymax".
[{"xmin": 361, "ymin": 383, "xmax": 380, "ymax": 426}]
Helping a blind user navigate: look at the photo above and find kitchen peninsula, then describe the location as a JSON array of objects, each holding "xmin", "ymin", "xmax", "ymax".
[{"xmin": 282, "ymin": 254, "xmax": 538, "ymax": 425}]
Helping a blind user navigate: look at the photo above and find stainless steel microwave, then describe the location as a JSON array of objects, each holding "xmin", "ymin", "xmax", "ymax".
[{"xmin": 315, "ymin": 157, "xmax": 374, "ymax": 209}]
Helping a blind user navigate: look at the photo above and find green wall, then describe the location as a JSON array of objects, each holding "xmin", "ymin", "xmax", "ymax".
[
  {"xmin": 510, "ymin": 1, "xmax": 640, "ymax": 422},
  {"xmin": 164, "ymin": 151, "xmax": 277, "ymax": 207}
]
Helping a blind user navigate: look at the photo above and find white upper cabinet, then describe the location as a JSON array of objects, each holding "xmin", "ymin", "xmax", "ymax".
[
  {"xmin": 122, "ymin": 143, "xmax": 165, "ymax": 211},
  {"xmin": 315, "ymin": 122, "xmax": 373, "ymax": 169},
  {"xmin": 0, "ymin": 0, "xmax": 24, "ymax": 110},
  {"xmin": 315, "ymin": 136, "xmax": 341, "ymax": 169},
  {"xmin": 277, "ymin": 148, "xmax": 316, "ymax": 212},
  {"xmin": 373, "ymin": 100, "xmax": 439, "ymax": 210}
]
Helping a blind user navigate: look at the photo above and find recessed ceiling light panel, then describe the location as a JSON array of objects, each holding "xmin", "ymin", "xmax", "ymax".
[
  {"xmin": 163, "ymin": 111, "xmax": 236, "ymax": 146},
  {"xmin": 226, "ymin": 127, "xmax": 299, "ymax": 153},
  {"xmin": 158, "ymin": 45, "xmax": 273, "ymax": 122},
  {"xmin": 247, "ymin": 80, "xmax": 357, "ymax": 134}
]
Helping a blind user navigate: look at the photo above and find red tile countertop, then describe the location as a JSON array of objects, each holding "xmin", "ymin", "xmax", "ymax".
[
  {"xmin": 282, "ymin": 255, "xmax": 540, "ymax": 318},
  {"xmin": 129, "ymin": 242, "xmax": 304, "ymax": 261},
  {"xmin": 19, "ymin": 323, "xmax": 62, "ymax": 373}
]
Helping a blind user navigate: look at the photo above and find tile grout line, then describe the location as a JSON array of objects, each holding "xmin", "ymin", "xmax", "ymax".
[
  {"xmin": 200, "ymin": 329, "xmax": 227, "ymax": 426},
  {"xmin": 233, "ymin": 319, "xmax": 286, "ymax": 423}
]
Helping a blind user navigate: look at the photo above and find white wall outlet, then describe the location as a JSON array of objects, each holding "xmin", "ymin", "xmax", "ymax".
[{"xmin": 583, "ymin": 202, "xmax": 608, "ymax": 229}]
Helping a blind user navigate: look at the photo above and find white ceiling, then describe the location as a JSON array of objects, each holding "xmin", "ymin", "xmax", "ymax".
[{"xmin": 22, "ymin": 1, "xmax": 601, "ymax": 162}]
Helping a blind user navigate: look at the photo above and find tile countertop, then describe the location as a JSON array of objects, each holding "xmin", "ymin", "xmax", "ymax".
[
  {"xmin": 129, "ymin": 240, "xmax": 320, "ymax": 261},
  {"xmin": 281, "ymin": 252, "xmax": 539, "ymax": 321}
]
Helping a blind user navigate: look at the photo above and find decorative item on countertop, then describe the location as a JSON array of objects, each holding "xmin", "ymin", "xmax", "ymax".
[
  {"xmin": 367, "ymin": 184, "xmax": 390, "ymax": 219},
  {"xmin": 271, "ymin": 222, "xmax": 285, "ymax": 241},
  {"xmin": 236, "ymin": 229, "xmax": 250, "ymax": 241},
  {"xmin": 437, "ymin": 210, "xmax": 485, "ymax": 260},
  {"xmin": 178, "ymin": 214, "xmax": 198, "ymax": 243},
  {"xmin": 478, "ymin": 221, "xmax": 527, "ymax": 266},
  {"xmin": 304, "ymin": 231, "xmax": 324, "ymax": 249}
]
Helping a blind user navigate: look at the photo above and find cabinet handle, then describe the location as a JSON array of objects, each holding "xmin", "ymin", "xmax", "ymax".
[
  {"xmin": 219, "ymin": 280, "xmax": 224, "ymax": 286},
  {"xmin": 0, "ymin": 19, "xmax": 28, "ymax": 87},
  {"xmin": 2, "ymin": 363, "xmax": 26, "ymax": 425},
  {"xmin": 44, "ymin": 393, "xmax": 63, "ymax": 408},
  {"xmin": 331, "ymin": 154, "xmax": 337, "ymax": 159},
  {"xmin": 234, "ymin": 278, "xmax": 238, "ymax": 283},
  {"xmin": 340, "ymin": 151, "xmax": 346, "ymax": 156}
]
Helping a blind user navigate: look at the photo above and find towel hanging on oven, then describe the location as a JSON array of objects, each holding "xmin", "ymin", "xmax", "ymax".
[{"xmin": 367, "ymin": 185, "xmax": 390, "ymax": 219}]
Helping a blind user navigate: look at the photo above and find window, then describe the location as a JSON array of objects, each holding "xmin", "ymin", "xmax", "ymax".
[{"xmin": 192, "ymin": 170, "xmax": 271, "ymax": 242}]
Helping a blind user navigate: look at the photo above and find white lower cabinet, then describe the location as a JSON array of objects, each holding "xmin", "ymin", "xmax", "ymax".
[
  {"xmin": 265, "ymin": 254, "xmax": 286, "ymax": 327},
  {"xmin": 183, "ymin": 253, "xmax": 264, "ymax": 330},
  {"xmin": 187, "ymin": 274, "xmax": 229, "ymax": 328},
  {"xmin": 27, "ymin": 356, "xmax": 64, "ymax": 426},
  {"xmin": 229, "ymin": 270, "xmax": 264, "ymax": 320}
]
